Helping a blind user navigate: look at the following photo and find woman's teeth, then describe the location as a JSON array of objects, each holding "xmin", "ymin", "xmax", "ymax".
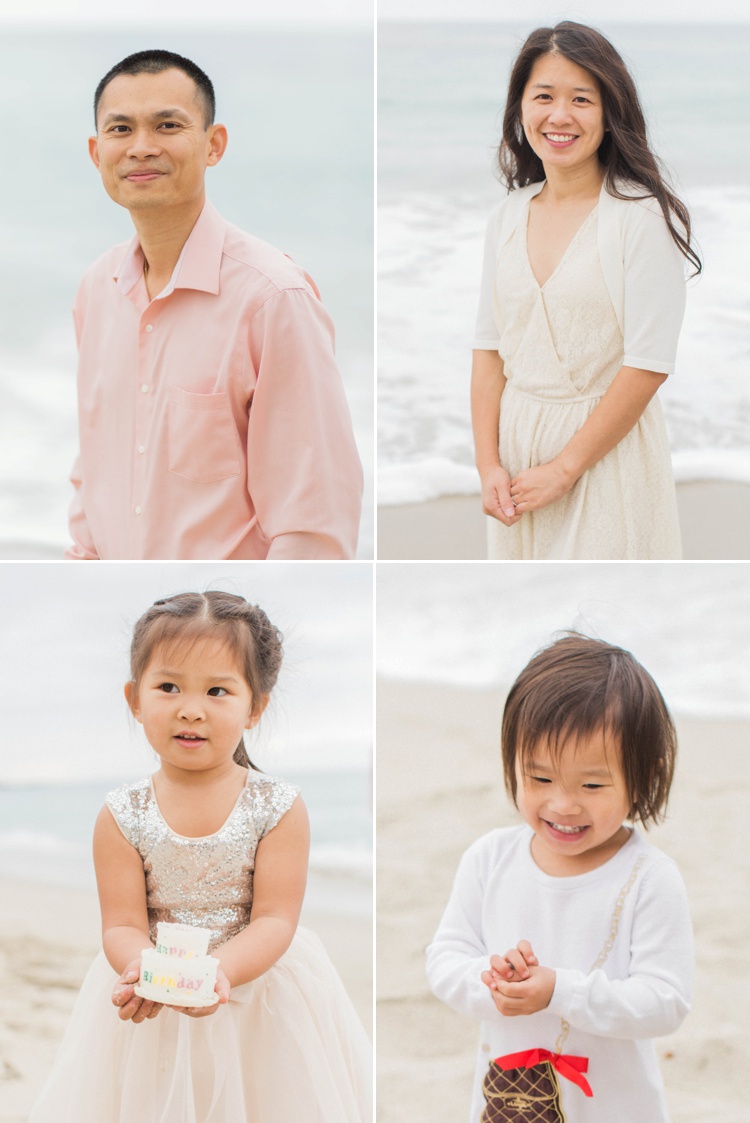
[{"xmin": 546, "ymin": 134, "xmax": 576, "ymax": 142}]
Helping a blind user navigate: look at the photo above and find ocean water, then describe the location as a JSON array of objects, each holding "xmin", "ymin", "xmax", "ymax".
[
  {"xmin": 377, "ymin": 561, "xmax": 750, "ymax": 721},
  {"xmin": 0, "ymin": 26, "xmax": 373, "ymax": 556},
  {"xmin": 0, "ymin": 769, "xmax": 372, "ymax": 917},
  {"xmin": 378, "ymin": 22, "xmax": 750, "ymax": 504}
]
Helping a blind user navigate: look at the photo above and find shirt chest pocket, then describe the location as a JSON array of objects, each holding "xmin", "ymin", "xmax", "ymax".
[{"xmin": 168, "ymin": 386, "xmax": 242, "ymax": 483}]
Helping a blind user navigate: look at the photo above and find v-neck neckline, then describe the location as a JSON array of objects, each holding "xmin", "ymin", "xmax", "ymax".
[{"xmin": 525, "ymin": 195, "xmax": 600, "ymax": 292}]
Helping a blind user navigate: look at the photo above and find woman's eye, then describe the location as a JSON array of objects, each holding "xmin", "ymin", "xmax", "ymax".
[
  {"xmin": 207, "ymin": 686, "xmax": 228, "ymax": 697},
  {"xmin": 158, "ymin": 682, "xmax": 179, "ymax": 694}
]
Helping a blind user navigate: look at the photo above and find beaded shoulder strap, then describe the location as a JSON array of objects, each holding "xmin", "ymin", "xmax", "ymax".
[{"xmin": 554, "ymin": 852, "xmax": 647, "ymax": 1054}]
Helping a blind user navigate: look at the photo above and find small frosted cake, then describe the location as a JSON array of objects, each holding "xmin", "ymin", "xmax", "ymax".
[{"xmin": 134, "ymin": 922, "xmax": 220, "ymax": 1008}]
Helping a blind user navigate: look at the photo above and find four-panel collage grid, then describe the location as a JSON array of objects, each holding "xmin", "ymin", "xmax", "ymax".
[{"xmin": 0, "ymin": 1, "xmax": 748, "ymax": 1121}]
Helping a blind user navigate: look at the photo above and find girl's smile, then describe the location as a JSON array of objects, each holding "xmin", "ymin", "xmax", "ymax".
[{"xmin": 515, "ymin": 728, "xmax": 632, "ymax": 876}]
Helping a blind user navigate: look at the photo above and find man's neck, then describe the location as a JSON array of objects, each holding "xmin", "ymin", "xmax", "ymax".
[{"xmin": 131, "ymin": 195, "xmax": 205, "ymax": 285}]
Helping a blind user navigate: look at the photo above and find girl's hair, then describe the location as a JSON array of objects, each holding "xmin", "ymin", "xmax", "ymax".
[
  {"xmin": 129, "ymin": 592, "xmax": 283, "ymax": 769},
  {"xmin": 498, "ymin": 20, "xmax": 702, "ymax": 276},
  {"xmin": 501, "ymin": 633, "xmax": 676, "ymax": 826}
]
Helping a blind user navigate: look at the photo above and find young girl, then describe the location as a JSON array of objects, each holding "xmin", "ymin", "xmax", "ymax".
[
  {"xmin": 426, "ymin": 634, "xmax": 692, "ymax": 1123},
  {"xmin": 472, "ymin": 22, "xmax": 702, "ymax": 560},
  {"xmin": 30, "ymin": 591, "xmax": 372, "ymax": 1123}
]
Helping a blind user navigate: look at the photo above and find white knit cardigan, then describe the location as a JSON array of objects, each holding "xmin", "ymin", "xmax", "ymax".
[{"xmin": 473, "ymin": 178, "xmax": 688, "ymax": 376}]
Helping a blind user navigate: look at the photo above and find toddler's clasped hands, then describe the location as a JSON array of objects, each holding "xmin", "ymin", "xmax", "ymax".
[
  {"xmin": 111, "ymin": 958, "xmax": 231, "ymax": 1024},
  {"xmin": 480, "ymin": 939, "xmax": 556, "ymax": 1017}
]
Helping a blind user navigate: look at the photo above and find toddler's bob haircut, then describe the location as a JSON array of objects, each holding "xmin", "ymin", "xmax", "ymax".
[{"xmin": 501, "ymin": 633, "xmax": 676, "ymax": 827}]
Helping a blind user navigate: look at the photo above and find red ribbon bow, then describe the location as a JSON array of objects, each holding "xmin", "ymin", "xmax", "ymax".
[{"xmin": 495, "ymin": 1048, "xmax": 594, "ymax": 1097}]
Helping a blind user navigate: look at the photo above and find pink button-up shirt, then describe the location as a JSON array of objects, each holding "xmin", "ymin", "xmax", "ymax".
[{"xmin": 66, "ymin": 200, "xmax": 363, "ymax": 559}]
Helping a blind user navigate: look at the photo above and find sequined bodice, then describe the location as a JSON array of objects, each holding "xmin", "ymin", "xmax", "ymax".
[{"xmin": 106, "ymin": 773, "xmax": 299, "ymax": 951}]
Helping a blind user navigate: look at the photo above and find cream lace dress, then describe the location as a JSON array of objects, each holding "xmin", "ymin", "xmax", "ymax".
[
  {"xmin": 487, "ymin": 204, "xmax": 682, "ymax": 560},
  {"xmin": 30, "ymin": 772, "xmax": 372, "ymax": 1123}
]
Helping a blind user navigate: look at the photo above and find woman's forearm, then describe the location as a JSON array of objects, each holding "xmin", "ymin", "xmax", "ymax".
[
  {"xmin": 555, "ymin": 365, "xmax": 667, "ymax": 484},
  {"xmin": 471, "ymin": 349, "xmax": 506, "ymax": 473}
]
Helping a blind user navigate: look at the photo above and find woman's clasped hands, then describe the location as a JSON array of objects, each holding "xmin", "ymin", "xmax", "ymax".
[
  {"xmin": 480, "ymin": 939, "xmax": 556, "ymax": 1017},
  {"xmin": 111, "ymin": 958, "xmax": 231, "ymax": 1023},
  {"xmin": 481, "ymin": 459, "xmax": 576, "ymax": 525}
]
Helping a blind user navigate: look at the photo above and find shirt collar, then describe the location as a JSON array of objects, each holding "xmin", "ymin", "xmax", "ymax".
[{"xmin": 113, "ymin": 198, "xmax": 226, "ymax": 298}]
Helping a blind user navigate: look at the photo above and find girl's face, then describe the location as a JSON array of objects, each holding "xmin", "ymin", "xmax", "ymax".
[
  {"xmin": 520, "ymin": 52, "xmax": 605, "ymax": 176},
  {"xmin": 514, "ymin": 728, "xmax": 632, "ymax": 876},
  {"xmin": 125, "ymin": 639, "xmax": 260, "ymax": 775}
]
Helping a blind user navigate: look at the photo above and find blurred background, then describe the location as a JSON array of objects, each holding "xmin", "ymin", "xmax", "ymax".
[{"xmin": 0, "ymin": 0, "xmax": 373, "ymax": 557}]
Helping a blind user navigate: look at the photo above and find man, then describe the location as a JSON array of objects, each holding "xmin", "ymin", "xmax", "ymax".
[{"xmin": 66, "ymin": 49, "xmax": 363, "ymax": 560}]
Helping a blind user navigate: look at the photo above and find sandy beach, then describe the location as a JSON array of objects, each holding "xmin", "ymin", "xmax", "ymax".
[
  {"xmin": 0, "ymin": 881, "xmax": 372, "ymax": 1123},
  {"xmin": 377, "ymin": 480, "xmax": 750, "ymax": 559},
  {"xmin": 376, "ymin": 680, "xmax": 749, "ymax": 1123}
]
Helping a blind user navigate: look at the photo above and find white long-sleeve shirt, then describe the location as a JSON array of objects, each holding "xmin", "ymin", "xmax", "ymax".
[{"xmin": 426, "ymin": 826, "xmax": 693, "ymax": 1123}]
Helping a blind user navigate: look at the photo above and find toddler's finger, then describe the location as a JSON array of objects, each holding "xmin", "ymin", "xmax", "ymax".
[
  {"xmin": 517, "ymin": 939, "xmax": 538, "ymax": 966},
  {"xmin": 480, "ymin": 969, "xmax": 497, "ymax": 990},
  {"xmin": 502, "ymin": 948, "xmax": 530, "ymax": 979}
]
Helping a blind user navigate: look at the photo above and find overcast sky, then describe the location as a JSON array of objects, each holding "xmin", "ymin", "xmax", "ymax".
[
  {"xmin": 0, "ymin": 0, "xmax": 370, "ymax": 23},
  {"xmin": 379, "ymin": 0, "xmax": 750, "ymax": 20}
]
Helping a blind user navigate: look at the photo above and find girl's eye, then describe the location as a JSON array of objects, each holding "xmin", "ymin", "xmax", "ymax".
[
  {"xmin": 207, "ymin": 686, "xmax": 228, "ymax": 697},
  {"xmin": 529, "ymin": 775, "xmax": 552, "ymax": 784},
  {"xmin": 158, "ymin": 683, "xmax": 179, "ymax": 694},
  {"xmin": 583, "ymin": 783, "xmax": 604, "ymax": 790}
]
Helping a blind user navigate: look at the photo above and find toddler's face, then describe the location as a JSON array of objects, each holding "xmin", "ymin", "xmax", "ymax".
[
  {"xmin": 126, "ymin": 639, "xmax": 257, "ymax": 775},
  {"xmin": 514, "ymin": 728, "xmax": 632, "ymax": 876}
]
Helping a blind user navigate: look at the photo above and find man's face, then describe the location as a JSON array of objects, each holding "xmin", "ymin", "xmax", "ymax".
[{"xmin": 89, "ymin": 67, "xmax": 226, "ymax": 214}]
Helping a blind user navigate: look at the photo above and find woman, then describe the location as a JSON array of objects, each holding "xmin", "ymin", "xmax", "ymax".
[{"xmin": 472, "ymin": 21, "xmax": 701, "ymax": 560}]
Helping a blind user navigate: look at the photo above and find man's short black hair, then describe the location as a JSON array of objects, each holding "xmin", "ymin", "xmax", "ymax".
[{"xmin": 94, "ymin": 49, "xmax": 215, "ymax": 129}]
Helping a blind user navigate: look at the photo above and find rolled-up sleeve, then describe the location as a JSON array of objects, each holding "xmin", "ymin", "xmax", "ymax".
[
  {"xmin": 621, "ymin": 202, "xmax": 687, "ymax": 375},
  {"xmin": 246, "ymin": 287, "xmax": 363, "ymax": 560}
]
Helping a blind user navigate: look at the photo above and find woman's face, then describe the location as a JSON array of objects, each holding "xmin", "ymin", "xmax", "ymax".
[{"xmin": 520, "ymin": 52, "xmax": 605, "ymax": 176}]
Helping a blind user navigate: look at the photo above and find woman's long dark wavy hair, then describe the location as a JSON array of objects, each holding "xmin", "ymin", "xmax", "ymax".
[{"xmin": 499, "ymin": 21, "xmax": 701, "ymax": 276}]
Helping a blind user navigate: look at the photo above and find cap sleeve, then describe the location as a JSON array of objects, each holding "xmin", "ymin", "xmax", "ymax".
[
  {"xmin": 105, "ymin": 780, "xmax": 150, "ymax": 850},
  {"xmin": 248, "ymin": 775, "xmax": 301, "ymax": 839}
]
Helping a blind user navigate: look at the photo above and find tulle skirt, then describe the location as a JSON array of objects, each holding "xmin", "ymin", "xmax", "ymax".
[{"xmin": 29, "ymin": 927, "xmax": 372, "ymax": 1123}]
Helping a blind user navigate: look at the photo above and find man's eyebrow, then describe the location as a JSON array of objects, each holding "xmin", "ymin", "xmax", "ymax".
[{"xmin": 100, "ymin": 107, "xmax": 194, "ymax": 126}]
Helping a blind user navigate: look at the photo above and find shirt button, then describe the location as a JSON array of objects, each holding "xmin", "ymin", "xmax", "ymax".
[
  {"xmin": 145, "ymin": 324, "xmax": 153, "ymax": 332},
  {"xmin": 134, "ymin": 506, "xmax": 142, "ymax": 515},
  {"xmin": 141, "ymin": 384, "xmax": 149, "ymax": 393},
  {"xmin": 138, "ymin": 445, "xmax": 146, "ymax": 454}
]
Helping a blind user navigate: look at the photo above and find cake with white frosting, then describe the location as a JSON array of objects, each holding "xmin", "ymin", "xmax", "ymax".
[{"xmin": 134, "ymin": 922, "xmax": 220, "ymax": 1008}]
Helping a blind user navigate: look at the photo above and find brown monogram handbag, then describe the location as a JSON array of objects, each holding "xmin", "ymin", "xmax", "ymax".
[{"xmin": 481, "ymin": 1057, "xmax": 565, "ymax": 1122}]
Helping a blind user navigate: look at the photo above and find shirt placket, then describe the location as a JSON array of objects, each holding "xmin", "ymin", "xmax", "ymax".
[{"xmin": 132, "ymin": 306, "xmax": 160, "ymax": 556}]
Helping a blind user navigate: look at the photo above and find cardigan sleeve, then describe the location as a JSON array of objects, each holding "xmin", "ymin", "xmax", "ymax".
[
  {"xmin": 620, "ymin": 198, "xmax": 687, "ymax": 376},
  {"xmin": 473, "ymin": 203, "xmax": 506, "ymax": 351}
]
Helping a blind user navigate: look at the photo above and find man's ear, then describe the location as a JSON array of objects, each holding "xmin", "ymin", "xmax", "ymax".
[
  {"xmin": 124, "ymin": 680, "xmax": 141, "ymax": 722},
  {"xmin": 88, "ymin": 134, "xmax": 101, "ymax": 171}
]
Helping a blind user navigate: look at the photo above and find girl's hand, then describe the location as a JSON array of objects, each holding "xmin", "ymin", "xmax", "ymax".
[
  {"xmin": 483, "ymin": 965, "xmax": 556, "ymax": 1017},
  {"xmin": 485, "ymin": 940, "xmax": 539, "ymax": 984},
  {"xmin": 112, "ymin": 959, "xmax": 163, "ymax": 1024},
  {"xmin": 510, "ymin": 460, "xmax": 575, "ymax": 513},
  {"xmin": 480, "ymin": 465, "xmax": 522, "ymax": 526},
  {"xmin": 175, "ymin": 966, "xmax": 231, "ymax": 1018}
]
